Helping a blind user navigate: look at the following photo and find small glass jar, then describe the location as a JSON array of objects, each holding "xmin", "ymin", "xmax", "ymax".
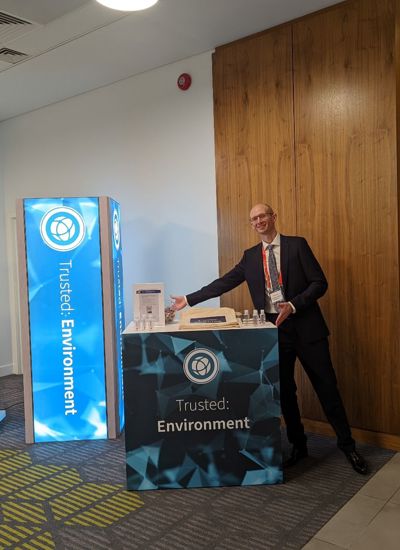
[{"xmin": 145, "ymin": 314, "xmax": 153, "ymax": 331}]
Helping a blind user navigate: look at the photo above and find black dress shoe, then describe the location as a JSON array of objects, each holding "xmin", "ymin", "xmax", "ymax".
[
  {"xmin": 283, "ymin": 445, "xmax": 308, "ymax": 467},
  {"xmin": 344, "ymin": 450, "xmax": 369, "ymax": 475}
]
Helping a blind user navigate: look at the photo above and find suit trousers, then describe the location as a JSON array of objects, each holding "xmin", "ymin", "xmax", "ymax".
[{"xmin": 267, "ymin": 314, "xmax": 355, "ymax": 452}]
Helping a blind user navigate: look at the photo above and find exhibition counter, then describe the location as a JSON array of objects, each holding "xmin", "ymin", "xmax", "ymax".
[{"xmin": 122, "ymin": 322, "xmax": 282, "ymax": 490}]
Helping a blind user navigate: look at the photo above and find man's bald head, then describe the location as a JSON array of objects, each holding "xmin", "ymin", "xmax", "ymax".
[{"xmin": 249, "ymin": 203, "xmax": 277, "ymax": 242}]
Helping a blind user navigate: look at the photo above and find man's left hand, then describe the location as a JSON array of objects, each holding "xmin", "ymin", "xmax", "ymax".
[{"xmin": 276, "ymin": 302, "xmax": 293, "ymax": 327}]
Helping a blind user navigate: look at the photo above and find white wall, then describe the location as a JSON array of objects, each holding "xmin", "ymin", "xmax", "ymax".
[
  {"xmin": 0, "ymin": 51, "xmax": 219, "ymax": 375},
  {"xmin": 0, "ymin": 154, "xmax": 13, "ymax": 376}
]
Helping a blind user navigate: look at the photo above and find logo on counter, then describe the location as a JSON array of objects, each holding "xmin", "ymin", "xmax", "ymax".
[
  {"xmin": 40, "ymin": 207, "xmax": 85, "ymax": 251},
  {"xmin": 183, "ymin": 349, "xmax": 220, "ymax": 384},
  {"xmin": 112, "ymin": 208, "xmax": 120, "ymax": 251}
]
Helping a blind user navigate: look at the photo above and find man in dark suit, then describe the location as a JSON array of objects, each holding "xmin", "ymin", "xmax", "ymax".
[{"xmin": 172, "ymin": 203, "xmax": 368, "ymax": 474}]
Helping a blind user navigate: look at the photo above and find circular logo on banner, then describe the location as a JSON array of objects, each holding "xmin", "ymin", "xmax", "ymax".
[
  {"xmin": 112, "ymin": 208, "xmax": 120, "ymax": 251},
  {"xmin": 183, "ymin": 349, "xmax": 220, "ymax": 384},
  {"xmin": 40, "ymin": 207, "xmax": 86, "ymax": 251}
]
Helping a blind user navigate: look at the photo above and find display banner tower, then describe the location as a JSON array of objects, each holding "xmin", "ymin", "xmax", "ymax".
[{"xmin": 16, "ymin": 197, "xmax": 125, "ymax": 443}]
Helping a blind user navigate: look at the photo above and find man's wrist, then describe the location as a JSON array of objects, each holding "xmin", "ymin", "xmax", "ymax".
[{"xmin": 288, "ymin": 301, "xmax": 296, "ymax": 314}]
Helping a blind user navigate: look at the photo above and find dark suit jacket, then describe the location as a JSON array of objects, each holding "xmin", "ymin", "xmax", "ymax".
[{"xmin": 186, "ymin": 235, "xmax": 329, "ymax": 343}]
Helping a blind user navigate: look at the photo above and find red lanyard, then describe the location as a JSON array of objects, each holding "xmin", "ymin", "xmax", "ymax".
[{"xmin": 262, "ymin": 245, "xmax": 283, "ymax": 291}]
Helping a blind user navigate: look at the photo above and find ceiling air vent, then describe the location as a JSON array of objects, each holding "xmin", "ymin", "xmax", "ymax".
[
  {"xmin": 0, "ymin": 11, "xmax": 33, "ymax": 42},
  {"xmin": 0, "ymin": 47, "xmax": 28, "ymax": 64}
]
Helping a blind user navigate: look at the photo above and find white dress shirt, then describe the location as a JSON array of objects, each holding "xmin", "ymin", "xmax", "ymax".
[
  {"xmin": 263, "ymin": 234, "xmax": 296, "ymax": 315},
  {"xmin": 263, "ymin": 234, "xmax": 282, "ymax": 314}
]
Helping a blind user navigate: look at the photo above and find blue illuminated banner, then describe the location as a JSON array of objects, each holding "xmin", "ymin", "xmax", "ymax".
[
  {"xmin": 109, "ymin": 199, "xmax": 125, "ymax": 431},
  {"xmin": 24, "ymin": 197, "xmax": 107, "ymax": 442}
]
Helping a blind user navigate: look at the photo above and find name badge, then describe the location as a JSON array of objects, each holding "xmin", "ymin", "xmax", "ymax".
[{"xmin": 269, "ymin": 289, "xmax": 284, "ymax": 304}]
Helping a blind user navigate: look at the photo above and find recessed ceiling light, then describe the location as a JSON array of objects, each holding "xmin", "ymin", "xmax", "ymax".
[{"xmin": 96, "ymin": 0, "xmax": 159, "ymax": 11}]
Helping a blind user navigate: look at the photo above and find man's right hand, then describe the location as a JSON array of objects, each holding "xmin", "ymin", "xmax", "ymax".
[{"xmin": 170, "ymin": 295, "xmax": 187, "ymax": 311}]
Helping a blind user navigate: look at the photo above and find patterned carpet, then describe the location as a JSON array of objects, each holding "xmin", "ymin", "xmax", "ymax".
[{"xmin": 0, "ymin": 375, "xmax": 395, "ymax": 550}]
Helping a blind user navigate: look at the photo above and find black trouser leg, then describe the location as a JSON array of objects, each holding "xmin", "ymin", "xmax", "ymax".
[
  {"xmin": 296, "ymin": 338, "xmax": 355, "ymax": 452},
  {"xmin": 279, "ymin": 338, "xmax": 307, "ymax": 448}
]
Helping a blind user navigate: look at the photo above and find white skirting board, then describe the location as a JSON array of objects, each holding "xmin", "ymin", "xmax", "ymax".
[{"xmin": 0, "ymin": 363, "xmax": 13, "ymax": 377}]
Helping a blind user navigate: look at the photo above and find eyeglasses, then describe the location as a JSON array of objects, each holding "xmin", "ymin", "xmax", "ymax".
[{"xmin": 249, "ymin": 212, "xmax": 274, "ymax": 224}]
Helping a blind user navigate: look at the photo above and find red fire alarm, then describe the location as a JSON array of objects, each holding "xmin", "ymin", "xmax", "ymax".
[{"xmin": 177, "ymin": 73, "xmax": 192, "ymax": 91}]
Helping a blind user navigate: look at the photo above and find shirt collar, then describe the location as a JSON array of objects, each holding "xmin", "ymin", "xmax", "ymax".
[{"xmin": 262, "ymin": 233, "xmax": 280, "ymax": 249}]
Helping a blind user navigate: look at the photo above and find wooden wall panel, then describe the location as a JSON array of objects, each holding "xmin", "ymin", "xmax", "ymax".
[
  {"xmin": 293, "ymin": 0, "xmax": 400, "ymax": 434},
  {"xmin": 213, "ymin": 0, "xmax": 400, "ymax": 444},
  {"xmin": 213, "ymin": 27, "xmax": 296, "ymax": 312}
]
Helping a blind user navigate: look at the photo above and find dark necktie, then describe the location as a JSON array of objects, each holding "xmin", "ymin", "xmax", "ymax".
[
  {"xmin": 267, "ymin": 245, "xmax": 280, "ymax": 290},
  {"xmin": 267, "ymin": 244, "xmax": 281, "ymax": 312}
]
